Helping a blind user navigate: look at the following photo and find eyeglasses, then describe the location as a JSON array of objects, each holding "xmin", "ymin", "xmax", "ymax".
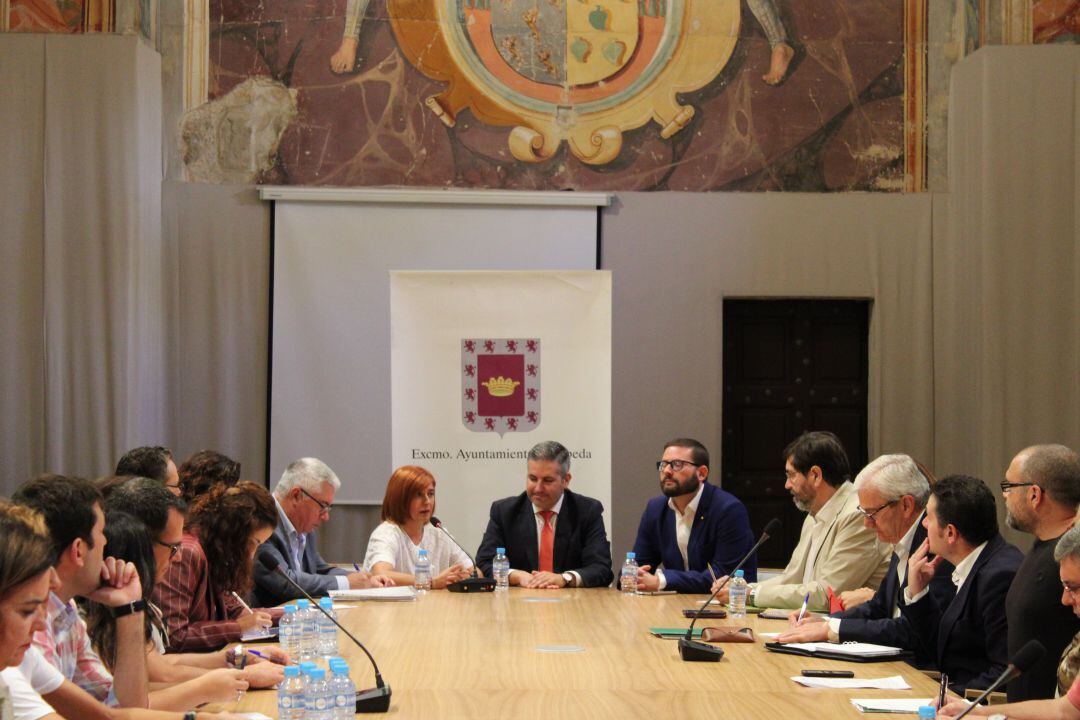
[
  {"xmin": 154, "ymin": 538, "xmax": 180, "ymax": 558},
  {"xmin": 300, "ymin": 487, "xmax": 333, "ymax": 515},
  {"xmin": 999, "ymin": 481, "xmax": 1036, "ymax": 494},
  {"xmin": 1063, "ymin": 581, "xmax": 1080, "ymax": 597},
  {"xmin": 656, "ymin": 460, "xmax": 702, "ymax": 473},
  {"xmin": 857, "ymin": 499, "xmax": 898, "ymax": 522}
]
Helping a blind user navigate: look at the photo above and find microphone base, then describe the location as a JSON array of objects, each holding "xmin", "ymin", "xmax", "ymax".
[
  {"xmin": 678, "ymin": 638, "xmax": 724, "ymax": 662},
  {"xmin": 355, "ymin": 685, "xmax": 392, "ymax": 713},
  {"xmin": 447, "ymin": 577, "xmax": 496, "ymax": 593}
]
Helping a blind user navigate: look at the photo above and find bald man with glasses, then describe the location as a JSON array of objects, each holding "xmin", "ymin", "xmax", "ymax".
[{"xmin": 777, "ymin": 454, "xmax": 954, "ymax": 666}]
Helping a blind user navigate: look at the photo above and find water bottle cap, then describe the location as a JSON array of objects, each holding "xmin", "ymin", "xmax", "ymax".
[
  {"xmin": 309, "ymin": 668, "xmax": 325, "ymax": 680},
  {"xmin": 329, "ymin": 656, "xmax": 344, "ymax": 665},
  {"xmin": 418, "ymin": 549, "xmax": 428, "ymax": 557},
  {"xmin": 318, "ymin": 597, "xmax": 333, "ymax": 608},
  {"xmin": 496, "ymin": 547, "xmax": 506, "ymax": 554},
  {"xmin": 917, "ymin": 706, "xmax": 936, "ymax": 719},
  {"xmin": 283, "ymin": 604, "xmax": 296, "ymax": 613},
  {"xmin": 626, "ymin": 552, "xmax": 636, "ymax": 560},
  {"xmin": 297, "ymin": 599, "xmax": 310, "ymax": 608},
  {"xmin": 299, "ymin": 661, "xmax": 317, "ymax": 673},
  {"xmin": 283, "ymin": 665, "xmax": 301, "ymax": 677},
  {"xmin": 330, "ymin": 662, "xmax": 348, "ymax": 673},
  {"xmin": 734, "ymin": 569, "xmax": 744, "ymax": 578}
]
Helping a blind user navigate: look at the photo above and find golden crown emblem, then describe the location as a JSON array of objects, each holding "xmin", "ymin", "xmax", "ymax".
[{"xmin": 481, "ymin": 376, "xmax": 521, "ymax": 397}]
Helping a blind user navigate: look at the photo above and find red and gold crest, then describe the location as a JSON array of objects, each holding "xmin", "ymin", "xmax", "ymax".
[{"xmin": 462, "ymin": 338, "xmax": 540, "ymax": 436}]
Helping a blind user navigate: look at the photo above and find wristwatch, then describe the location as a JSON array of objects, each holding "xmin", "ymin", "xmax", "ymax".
[
  {"xmin": 110, "ymin": 599, "xmax": 147, "ymax": 618},
  {"xmin": 561, "ymin": 572, "xmax": 574, "ymax": 587},
  {"xmin": 183, "ymin": 711, "xmax": 197, "ymax": 720}
]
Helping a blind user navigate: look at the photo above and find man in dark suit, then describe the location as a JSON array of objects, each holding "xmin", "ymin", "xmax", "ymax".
[
  {"xmin": 632, "ymin": 438, "xmax": 756, "ymax": 593},
  {"xmin": 778, "ymin": 454, "xmax": 954, "ymax": 666},
  {"xmin": 476, "ymin": 440, "xmax": 614, "ymax": 588},
  {"xmin": 253, "ymin": 457, "xmax": 390, "ymax": 606},
  {"xmin": 901, "ymin": 474, "xmax": 1024, "ymax": 694}
]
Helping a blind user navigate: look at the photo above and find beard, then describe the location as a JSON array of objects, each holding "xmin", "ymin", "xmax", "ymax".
[
  {"xmin": 661, "ymin": 475, "xmax": 701, "ymax": 498},
  {"xmin": 791, "ymin": 492, "xmax": 812, "ymax": 513},
  {"xmin": 1005, "ymin": 508, "xmax": 1033, "ymax": 533}
]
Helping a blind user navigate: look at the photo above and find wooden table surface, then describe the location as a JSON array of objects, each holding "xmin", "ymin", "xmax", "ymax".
[{"xmin": 233, "ymin": 589, "xmax": 940, "ymax": 718}]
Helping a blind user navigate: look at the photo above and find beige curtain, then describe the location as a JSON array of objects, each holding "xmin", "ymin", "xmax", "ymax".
[{"xmin": 0, "ymin": 35, "xmax": 165, "ymax": 489}]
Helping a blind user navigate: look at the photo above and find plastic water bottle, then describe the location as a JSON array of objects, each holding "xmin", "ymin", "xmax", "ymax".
[
  {"xmin": 278, "ymin": 603, "xmax": 299, "ymax": 659},
  {"xmin": 414, "ymin": 549, "xmax": 431, "ymax": 593},
  {"xmin": 277, "ymin": 665, "xmax": 305, "ymax": 720},
  {"xmin": 316, "ymin": 597, "xmax": 339, "ymax": 657},
  {"xmin": 328, "ymin": 660, "xmax": 356, "ymax": 720},
  {"xmin": 620, "ymin": 552, "xmax": 638, "ymax": 593},
  {"xmin": 492, "ymin": 547, "xmax": 510, "ymax": 591},
  {"xmin": 728, "ymin": 569, "xmax": 747, "ymax": 618},
  {"xmin": 296, "ymin": 599, "xmax": 316, "ymax": 661},
  {"xmin": 304, "ymin": 667, "xmax": 332, "ymax": 720}
]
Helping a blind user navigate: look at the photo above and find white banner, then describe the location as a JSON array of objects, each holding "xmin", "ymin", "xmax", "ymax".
[{"xmin": 390, "ymin": 271, "xmax": 612, "ymax": 559}]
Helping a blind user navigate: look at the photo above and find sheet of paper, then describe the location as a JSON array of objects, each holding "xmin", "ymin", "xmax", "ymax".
[
  {"xmin": 759, "ymin": 632, "xmax": 782, "ymax": 639},
  {"xmin": 329, "ymin": 586, "xmax": 418, "ymax": 601},
  {"xmin": 850, "ymin": 698, "xmax": 933, "ymax": 713},
  {"xmin": 240, "ymin": 627, "xmax": 278, "ymax": 642},
  {"xmin": 784, "ymin": 641, "xmax": 902, "ymax": 657},
  {"xmin": 793, "ymin": 675, "xmax": 910, "ymax": 689}
]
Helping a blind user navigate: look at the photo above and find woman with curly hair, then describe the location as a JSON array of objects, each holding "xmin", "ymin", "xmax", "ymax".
[
  {"xmin": 152, "ymin": 481, "xmax": 279, "ymax": 652},
  {"xmin": 178, "ymin": 451, "xmax": 241, "ymax": 504}
]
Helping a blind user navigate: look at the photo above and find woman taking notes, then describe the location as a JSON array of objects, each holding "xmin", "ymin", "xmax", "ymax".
[
  {"xmin": 364, "ymin": 467, "xmax": 473, "ymax": 589},
  {"xmin": 153, "ymin": 481, "xmax": 280, "ymax": 651}
]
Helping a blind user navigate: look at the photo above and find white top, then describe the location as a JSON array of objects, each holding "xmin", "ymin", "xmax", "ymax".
[
  {"xmin": 657, "ymin": 482, "xmax": 706, "ymax": 590},
  {"xmin": 363, "ymin": 521, "xmax": 473, "ymax": 575},
  {"xmin": 2, "ymin": 647, "xmax": 65, "ymax": 720}
]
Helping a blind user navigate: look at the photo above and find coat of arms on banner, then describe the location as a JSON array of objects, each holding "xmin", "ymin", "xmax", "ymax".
[{"xmin": 461, "ymin": 338, "xmax": 540, "ymax": 436}]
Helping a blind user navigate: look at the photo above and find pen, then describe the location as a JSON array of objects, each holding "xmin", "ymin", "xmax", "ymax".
[
  {"xmin": 796, "ymin": 592, "xmax": 810, "ymax": 623},
  {"xmin": 707, "ymin": 564, "xmax": 718, "ymax": 583},
  {"xmin": 231, "ymin": 591, "xmax": 254, "ymax": 614},
  {"xmin": 353, "ymin": 563, "xmax": 362, "ymax": 572},
  {"xmin": 247, "ymin": 649, "xmax": 268, "ymax": 660},
  {"xmin": 938, "ymin": 673, "xmax": 948, "ymax": 708}
]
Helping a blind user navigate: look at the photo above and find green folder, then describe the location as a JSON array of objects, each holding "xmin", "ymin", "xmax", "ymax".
[{"xmin": 649, "ymin": 627, "xmax": 704, "ymax": 639}]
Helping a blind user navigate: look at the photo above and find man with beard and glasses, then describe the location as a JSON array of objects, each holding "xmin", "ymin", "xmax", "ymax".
[
  {"xmin": 712, "ymin": 431, "xmax": 890, "ymax": 611},
  {"xmin": 1002, "ymin": 444, "xmax": 1080, "ymax": 702},
  {"xmin": 632, "ymin": 438, "xmax": 756, "ymax": 593}
]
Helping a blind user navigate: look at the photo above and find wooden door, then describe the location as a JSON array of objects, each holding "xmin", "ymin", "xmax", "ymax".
[{"xmin": 721, "ymin": 299, "xmax": 870, "ymax": 567}]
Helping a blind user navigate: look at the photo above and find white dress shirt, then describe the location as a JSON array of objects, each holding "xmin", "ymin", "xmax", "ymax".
[{"xmin": 657, "ymin": 482, "xmax": 705, "ymax": 590}]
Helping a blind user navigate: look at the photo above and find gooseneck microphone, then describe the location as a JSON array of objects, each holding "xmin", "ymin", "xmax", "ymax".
[
  {"xmin": 257, "ymin": 555, "xmax": 391, "ymax": 712},
  {"xmin": 951, "ymin": 639, "xmax": 1045, "ymax": 720},
  {"xmin": 429, "ymin": 516, "xmax": 496, "ymax": 593},
  {"xmin": 679, "ymin": 517, "xmax": 781, "ymax": 662}
]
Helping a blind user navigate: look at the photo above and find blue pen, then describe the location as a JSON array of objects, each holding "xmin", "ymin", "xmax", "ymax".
[
  {"xmin": 796, "ymin": 592, "xmax": 810, "ymax": 623},
  {"xmin": 353, "ymin": 563, "xmax": 362, "ymax": 572},
  {"xmin": 247, "ymin": 649, "xmax": 268, "ymax": 659}
]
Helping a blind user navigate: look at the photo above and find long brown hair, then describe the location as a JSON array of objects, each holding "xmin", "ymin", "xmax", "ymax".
[{"xmin": 187, "ymin": 481, "xmax": 277, "ymax": 595}]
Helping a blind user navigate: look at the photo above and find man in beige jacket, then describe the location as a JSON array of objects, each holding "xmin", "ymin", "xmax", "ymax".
[{"xmin": 712, "ymin": 431, "xmax": 890, "ymax": 611}]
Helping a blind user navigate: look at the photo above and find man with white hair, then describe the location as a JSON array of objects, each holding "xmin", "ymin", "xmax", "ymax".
[
  {"xmin": 778, "ymin": 454, "xmax": 954, "ymax": 665},
  {"xmin": 253, "ymin": 458, "xmax": 389, "ymax": 606}
]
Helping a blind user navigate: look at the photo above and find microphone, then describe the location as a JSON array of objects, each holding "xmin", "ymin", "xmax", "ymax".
[
  {"xmin": 429, "ymin": 516, "xmax": 495, "ymax": 593},
  {"xmin": 257, "ymin": 554, "xmax": 391, "ymax": 712},
  {"xmin": 679, "ymin": 517, "xmax": 781, "ymax": 662},
  {"xmin": 951, "ymin": 640, "xmax": 1045, "ymax": 720}
]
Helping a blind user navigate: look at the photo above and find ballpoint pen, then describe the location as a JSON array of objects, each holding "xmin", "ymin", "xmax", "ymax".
[
  {"xmin": 938, "ymin": 673, "xmax": 949, "ymax": 708},
  {"xmin": 796, "ymin": 592, "xmax": 810, "ymax": 623},
  {"xmin": 707, "ymin": 564, "xmax": 718, "ymax": 584}
]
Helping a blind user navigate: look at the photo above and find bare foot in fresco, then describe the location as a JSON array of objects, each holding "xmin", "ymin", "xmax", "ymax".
[
  {"xmin": 330, "ymin": 37, "xmax": 359, "ymax": 74},
  {"xmin": 763, "ymin": 42, "xmax": 795, "ymax": 85}
]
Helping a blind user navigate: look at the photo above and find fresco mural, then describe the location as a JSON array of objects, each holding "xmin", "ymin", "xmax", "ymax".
[
  {"xmin": 1034, "ymin": 0, "xmax": 1080, "ymax": 43},
  {"xmin": 200, "ymin": 0, "xmax": 918, "ymax": 191},
  {"xmin": 7, "ymin": 0, "xmax": 87, "ymax": 31}
]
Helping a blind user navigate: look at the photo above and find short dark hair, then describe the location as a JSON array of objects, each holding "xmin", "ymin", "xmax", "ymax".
[
  {"xmin": 528, "ymin": 441, "xmax": 571, "ymax": 477},
  {"xmin": 13, "ymin": 474, "xmax": 103, "ymax": 563},
  {"xmin": 105, "ymin": 476, "xmax": 187, "ymax": 538},
  {"xmin": 115, "ymin": 446, "xmax": 174, "ymax": 483},
  {"xmin": 931, "ymin": 474, "xmax": 999, "ymax": 546},
  {"xmin": 663, "ymin": 438, "xmax": 709, "ymax": 469},
  {"xmin": 1019, "ymin": 445, "xmax": 1080, "ymax": 509},
  {"xmin": 783, "ymin": 431, "xmax": 851, "ymax": 488}
]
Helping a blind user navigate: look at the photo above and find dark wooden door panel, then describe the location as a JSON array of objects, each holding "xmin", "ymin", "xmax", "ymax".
[{"xmin": 722, "ymin": 299, "xmax": 870, "ymax": 567}]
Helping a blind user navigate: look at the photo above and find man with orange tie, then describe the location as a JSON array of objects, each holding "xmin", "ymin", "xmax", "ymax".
[{"xmin": 476, "ymin": 441, "xmax": 614, "ymax": 588}]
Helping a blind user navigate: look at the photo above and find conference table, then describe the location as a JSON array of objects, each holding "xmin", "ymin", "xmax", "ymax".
[{"xmin": 233, "ymin": 589, "xmax": 943, "ymax": 718}]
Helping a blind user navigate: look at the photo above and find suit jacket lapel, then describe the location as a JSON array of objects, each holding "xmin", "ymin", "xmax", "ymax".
[
  {"xmin": 685, "ymin": 483, "xmax": 714, "ymax": 572},
  {"xmin": 937, "ymin": 535, "xmax": 1001, "ymax": 662},
  {"xmin": 552, "ymin": 491, "xmax": 574, "ymax": 568},
  {"xmin": 894, "ymin": 522, "xmax": 928, "ymax": 613}
]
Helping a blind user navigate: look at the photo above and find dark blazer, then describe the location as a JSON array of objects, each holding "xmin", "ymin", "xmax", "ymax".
[
  {"xmin": 836, "ymin": 517, "xmax": 955, "ymax": 665},
  {"xmin": 253, "ymin": 518, "xmax": 350, "ymax": 607},
  {"xmin": 631, "ymin": 482, "xmax": 757, "ymax": 593},
  {"xmin": 475, "ymin": 489, "xmax": 614, "ymax": 588},
  {"xmin": 900, "ymin": 533, "xmax": 1024, "ymax": 693}
]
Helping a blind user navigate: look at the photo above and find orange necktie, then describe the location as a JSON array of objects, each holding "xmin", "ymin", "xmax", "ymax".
[{"xmin": 539, "ymin": 510, "xmax": 555, "ymax": 573}]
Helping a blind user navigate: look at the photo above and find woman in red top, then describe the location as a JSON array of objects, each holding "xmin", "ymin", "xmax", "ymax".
[{"xmin": 153, "ymin": 481, "xmax": 279, "ymax": 652}]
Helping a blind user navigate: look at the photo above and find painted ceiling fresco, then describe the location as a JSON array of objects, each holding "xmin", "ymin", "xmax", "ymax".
[{"xmin": 203, "ymin": 0, "xmax": 913, "ymax": 191}]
